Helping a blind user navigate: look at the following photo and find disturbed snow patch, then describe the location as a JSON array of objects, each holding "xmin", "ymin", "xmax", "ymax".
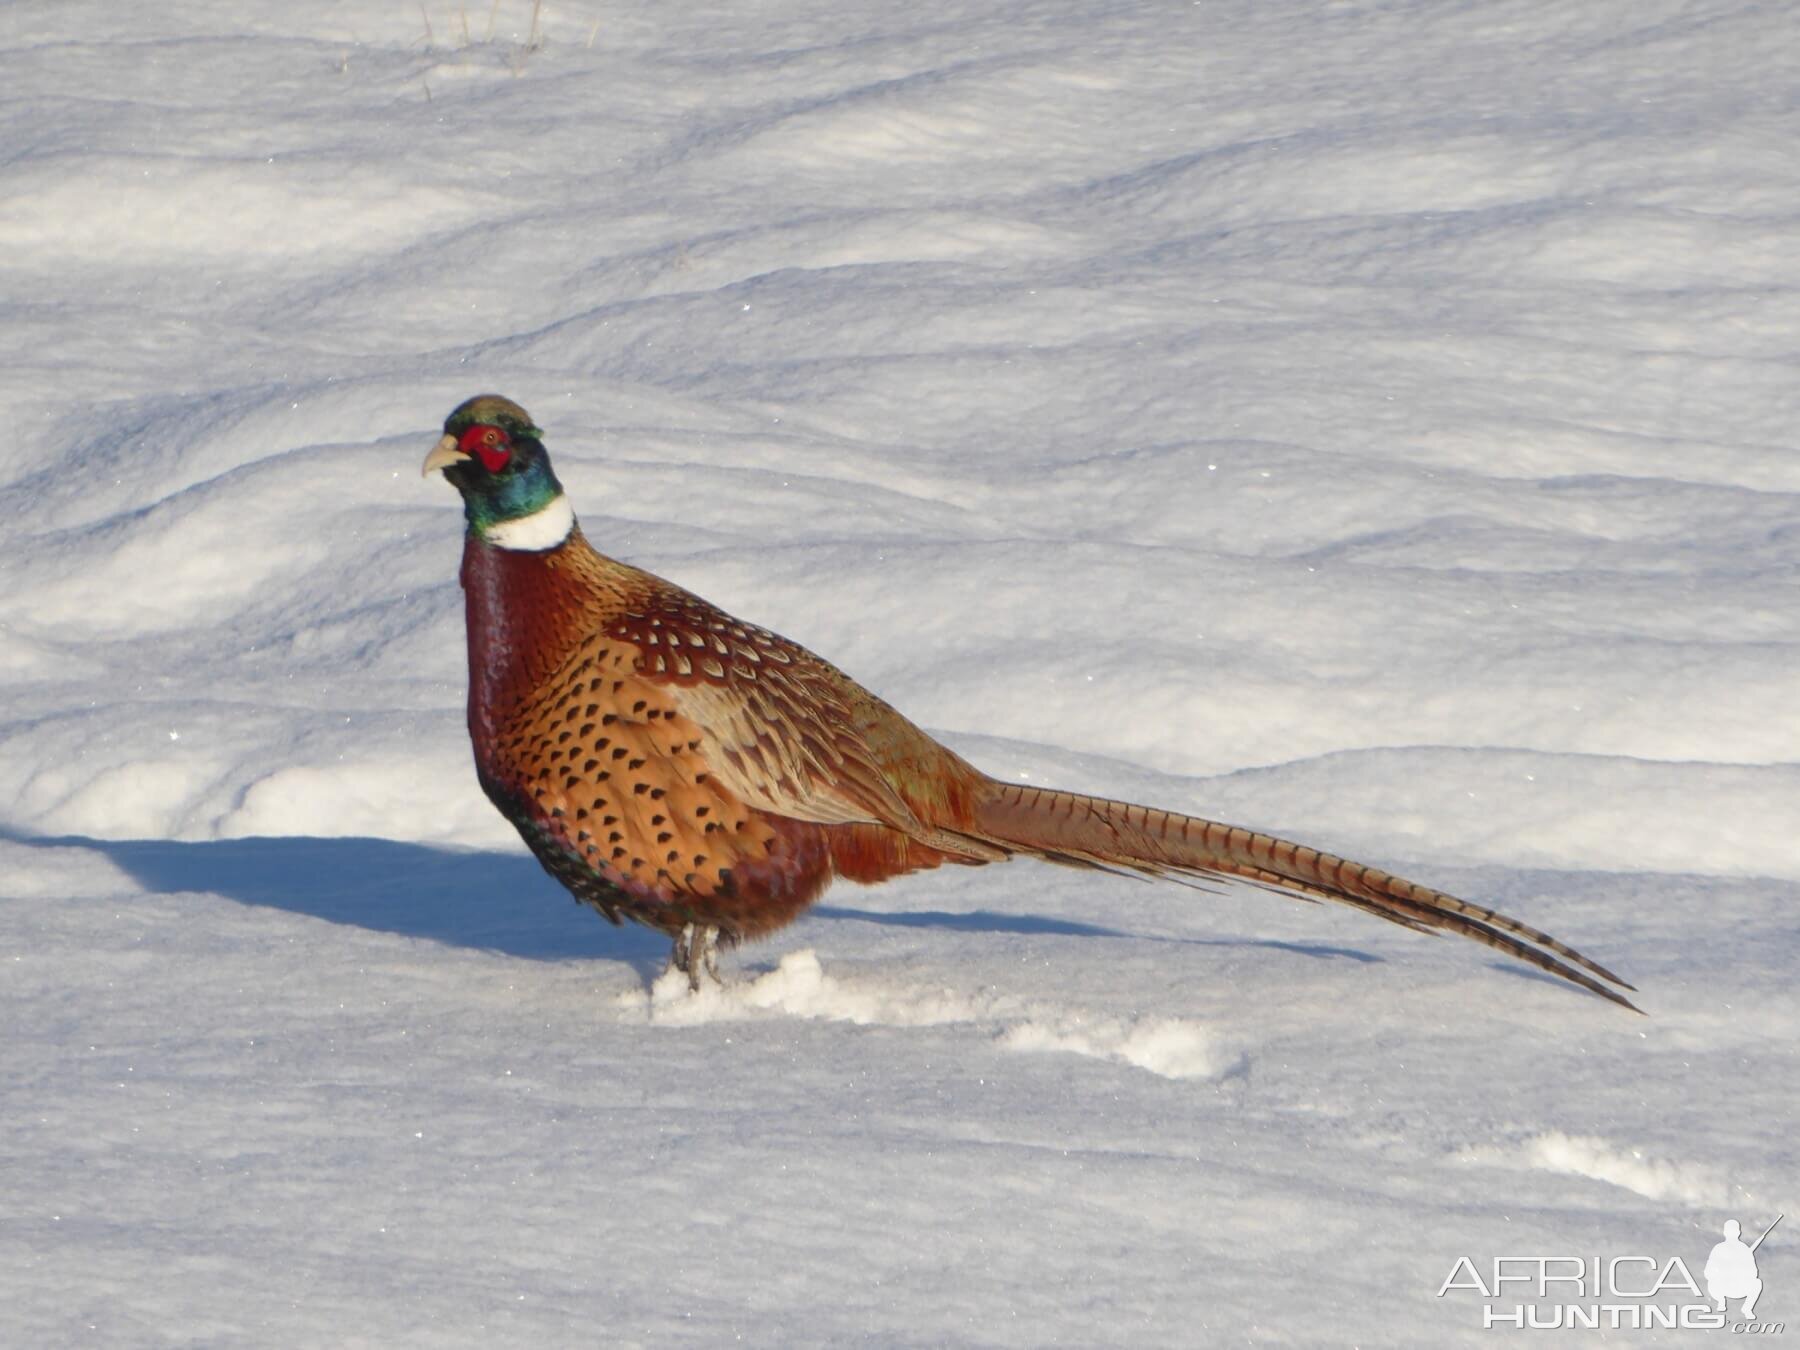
[
  {"xmin": 1457, "ymin": 1130, "xmax": 1738, "ymax": 1209},
  {"xmin": 998, "ymin": 1014, "xmax": 1236, "ymax": 1081},
  {"xmin": 613, "ymin": 948, "xmax": 1241, "ymax": 1082}
]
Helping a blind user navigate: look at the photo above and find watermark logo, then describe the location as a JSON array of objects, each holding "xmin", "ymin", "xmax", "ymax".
[
  {"xmin": 1708, "ymin": 1217, "xmax": 1776, "ymax": 1324},
  {"xmin": 1438, "ymin": 1213, "xmax": 1784, "ymax": 1333}
]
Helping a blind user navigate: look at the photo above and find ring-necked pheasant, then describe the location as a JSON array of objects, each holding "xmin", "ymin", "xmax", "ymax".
[{"xmin": 424, "ymin": 394, "xmax": 1638, "ymax": 1010}]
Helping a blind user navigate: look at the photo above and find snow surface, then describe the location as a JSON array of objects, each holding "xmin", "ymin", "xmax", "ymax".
[{"xmin": 3, "ymin": 1, "xmax": 1796, "ymax": 1344}]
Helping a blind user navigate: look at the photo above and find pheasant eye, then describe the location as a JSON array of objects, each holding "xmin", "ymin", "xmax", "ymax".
[{"xmin": 458, "ymin": 423, "xmax": 513, "ymax": 472}]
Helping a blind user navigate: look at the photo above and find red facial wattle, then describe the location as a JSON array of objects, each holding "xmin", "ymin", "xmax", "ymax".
[{"xmin": 459, "ymin": 423, "xmax": 513, "ymax": 472}]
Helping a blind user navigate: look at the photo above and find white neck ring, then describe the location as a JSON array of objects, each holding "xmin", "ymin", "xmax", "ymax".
[{"xmin": 483, "ymin": 494, "xmax": 575, "ymax": 551}]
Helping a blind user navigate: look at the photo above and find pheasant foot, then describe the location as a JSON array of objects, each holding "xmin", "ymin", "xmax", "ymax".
[{"xmin": 669, "ymin": 922, "xmax": 723, "ymax": 992}]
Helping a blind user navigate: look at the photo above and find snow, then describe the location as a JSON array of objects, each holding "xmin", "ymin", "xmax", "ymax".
[{"xmin": 2, "ymin": 1, "xmax": 1795, "ymax": 1344}]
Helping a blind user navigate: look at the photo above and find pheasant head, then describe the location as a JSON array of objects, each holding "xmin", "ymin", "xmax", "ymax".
[{"xmin": 422, "ymin": 394, "xmax": 573, "ymax": 549}]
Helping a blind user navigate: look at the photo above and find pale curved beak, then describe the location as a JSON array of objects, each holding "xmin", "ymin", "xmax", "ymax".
[{"xmin": 421, "ymin": 433, "xmax": 468, "ymax": 478}]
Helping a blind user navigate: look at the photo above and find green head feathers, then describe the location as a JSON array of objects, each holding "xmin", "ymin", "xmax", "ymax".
[{"xmin": 443, "ymin": 393, "xmax": 544, "ymax": 443}]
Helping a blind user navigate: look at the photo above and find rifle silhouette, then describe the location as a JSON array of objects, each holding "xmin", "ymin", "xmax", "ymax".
[{"xmin": 1749, "ymin": 1214, "xmax": 1783, "ymax": 1255}]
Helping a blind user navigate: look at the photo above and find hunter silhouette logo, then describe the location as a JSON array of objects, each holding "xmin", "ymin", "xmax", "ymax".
[
  {"xmin": 1707, "ymin": 1215, "xmax": 1779, "ymax": 1322},
  {"xmin": 1438, "ymin": 1213, "xmax": 1785, "ymax": 1332}
]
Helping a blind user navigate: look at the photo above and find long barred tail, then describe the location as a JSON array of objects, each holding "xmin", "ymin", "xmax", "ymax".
[{"xmin": 970, "ymin": 778, "xmax": 1640, "ymax": 1011}]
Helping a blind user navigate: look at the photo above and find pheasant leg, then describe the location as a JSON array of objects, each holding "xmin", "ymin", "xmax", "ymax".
[{"xmin": 669, "ymin": 922, "xmax": 723, "ymax": 992}]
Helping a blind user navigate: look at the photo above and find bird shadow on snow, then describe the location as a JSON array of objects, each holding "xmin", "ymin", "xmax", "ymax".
[
  {"xmin": 5, "ymin": 831, "xmax": 1384, "ymax": 973},
  {"xmin": 814, "ymin": 903, "xmax": 1382, "ymax": 965}
]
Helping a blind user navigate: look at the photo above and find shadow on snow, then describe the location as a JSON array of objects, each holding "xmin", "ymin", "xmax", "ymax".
[{"xmin": 3, "ymin": 830, "xmax": 1385, "ymax": 969}]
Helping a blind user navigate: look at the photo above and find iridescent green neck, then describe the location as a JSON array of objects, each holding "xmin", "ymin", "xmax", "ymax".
[{"xmin": 464, "ymin": 456, "xmax": 562, "ymax": 537}]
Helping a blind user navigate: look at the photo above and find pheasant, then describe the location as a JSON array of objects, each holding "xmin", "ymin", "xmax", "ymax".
[{"xmin": 424, "ymin": 394, "xmax": 1638, "ymax": 1010}]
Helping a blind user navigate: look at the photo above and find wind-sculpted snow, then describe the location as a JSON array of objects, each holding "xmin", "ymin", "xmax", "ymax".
[{"xmin": 1, "ymin": 1, "xmax": 1796, "ymax": 1345}]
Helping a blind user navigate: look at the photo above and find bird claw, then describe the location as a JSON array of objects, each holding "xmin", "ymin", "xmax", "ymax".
[{"xmin": 669, "ymin": 922, "xmax": 723, "ymax": 992}]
